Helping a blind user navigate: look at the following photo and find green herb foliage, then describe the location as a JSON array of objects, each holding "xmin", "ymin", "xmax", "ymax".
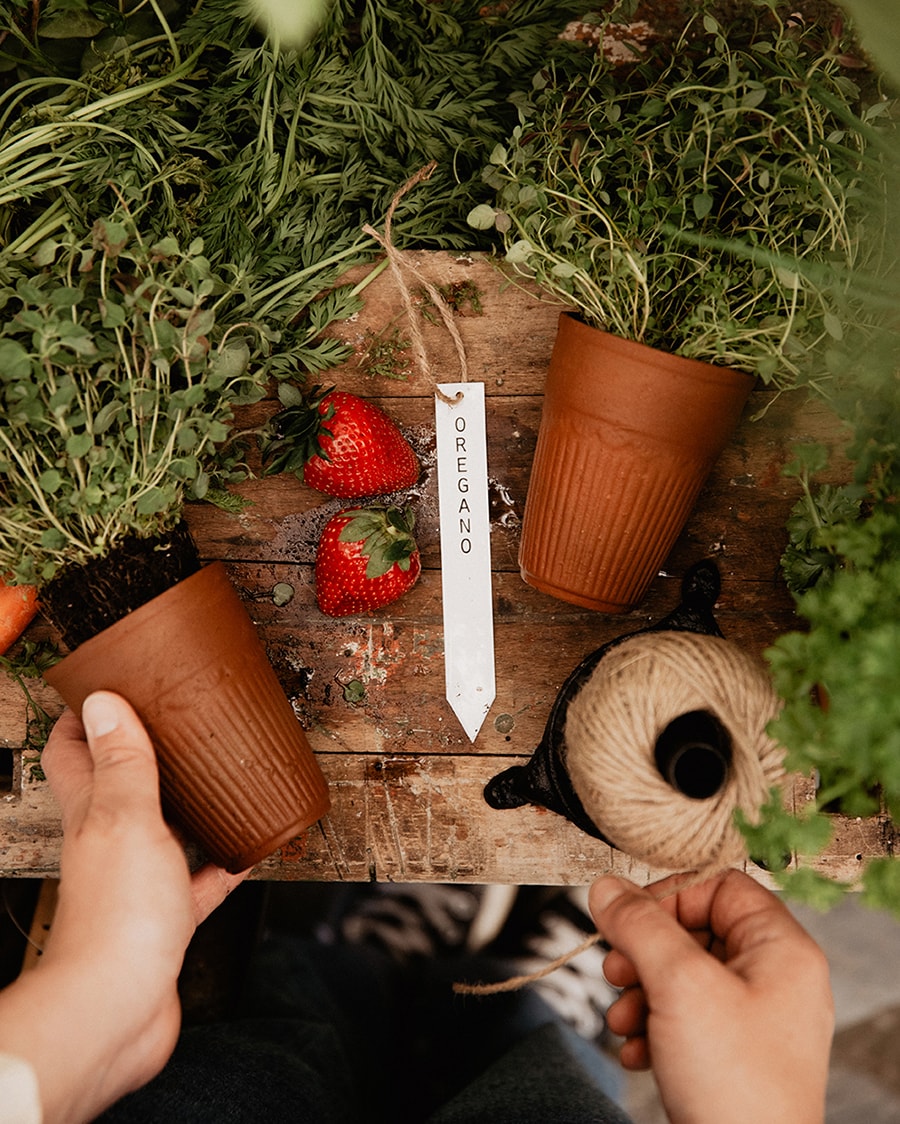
[
  {"xmin": 468, "ymin": 6, "xmax": 895, "ymax": 387},
  {"xmin": 759, "ymin": 390, "xmax": 900, "ymax": 911},
  {"xmin": 177, "ymin": 0, "xmax": 587, "ymax": 327},
  {"xmin": 1, "ymin": 0, "xmax": 182, "ymax": 85},
  {"xmin": 739, "ymin": 0, "xmax": 900, "ymax": 914},
  {"xmin": 2, "ymin": 0, "xmax": 586, "ymax": 376},
  {"xmin": 0, "ymin": 215, "xmax": 273, "ymax": 586},
  {"xmin": 779, "ymin": 444, "xmax": 863, "ymax": 595}
]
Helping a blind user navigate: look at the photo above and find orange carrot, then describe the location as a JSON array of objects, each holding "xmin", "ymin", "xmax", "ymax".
[{"xmin": 0, "ymin": 579, "xmax": 39, "ymax": 656}]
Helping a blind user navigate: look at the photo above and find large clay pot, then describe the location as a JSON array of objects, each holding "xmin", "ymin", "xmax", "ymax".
[
  {"xmin": 45, "ymin": 562, "xmax": 330, "ymax": 872},
  {"xmin": 519, "ymin": 314, "xmax": 755, "ymax": 612}
]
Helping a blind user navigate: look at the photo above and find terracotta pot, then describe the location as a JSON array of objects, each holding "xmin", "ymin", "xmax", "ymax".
[
  {"xmin": 519, "ymin": 314, "xmax": 755, "ymax": 612},
  {"xmin": 45, "ymin": 562, "xmax": 330, "ymax": 872}
]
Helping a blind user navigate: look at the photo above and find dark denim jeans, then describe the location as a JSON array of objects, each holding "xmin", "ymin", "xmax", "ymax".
[{"xmin": 97, "ymin": 935, "xmax": 632, "ymax": 1123}]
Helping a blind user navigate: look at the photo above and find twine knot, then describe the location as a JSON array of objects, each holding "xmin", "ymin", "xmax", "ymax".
[{"xmin": 362, "ymin": 162, "xmax": 468, "ymax": 404}]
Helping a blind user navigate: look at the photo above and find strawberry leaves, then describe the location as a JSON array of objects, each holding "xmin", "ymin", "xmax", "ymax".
[
  {"xmin": 260, "ymin": 384, "xmax": 336, "ymax": 477},
  {"xmin": 337, "ymin": 507, "xmax": 418, "ymax": 580}
]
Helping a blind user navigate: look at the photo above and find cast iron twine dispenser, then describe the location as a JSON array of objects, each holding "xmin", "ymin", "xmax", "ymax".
[{"xmin": 484, "ymin": 561, "xmax": 786, "ymax": 871}]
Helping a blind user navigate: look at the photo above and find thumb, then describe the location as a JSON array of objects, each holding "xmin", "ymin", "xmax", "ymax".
[
  {"xmin": 81, "ymin": 691, "xmax": 164, "ymax": 824},
  {"xmin": 589, "ymin": 876, "xmax": 708, "ymax": 993}
]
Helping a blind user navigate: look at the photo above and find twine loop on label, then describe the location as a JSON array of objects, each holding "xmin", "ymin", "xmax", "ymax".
[{"xmin": 362, "ymin": 162, "xmax": 468, "ymax": 405}]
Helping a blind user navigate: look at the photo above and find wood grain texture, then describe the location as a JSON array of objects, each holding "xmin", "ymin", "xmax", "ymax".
[{"xmin": 1, "ymin": 251, "xmax": 881, "ymax": 885}]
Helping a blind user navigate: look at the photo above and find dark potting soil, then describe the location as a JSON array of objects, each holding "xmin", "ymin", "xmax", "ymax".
[{"xmin": 41, "ymin": 521, "xmax": 201, "ymax": 651}]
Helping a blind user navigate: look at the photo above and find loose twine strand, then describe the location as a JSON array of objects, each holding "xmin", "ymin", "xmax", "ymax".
[
  {"xmin": 362, "ymin": 161, "xmax": 468, "ymax": 404},
  {"xmin": 453, "ymin": 871, "xmax": 714, "ymax": 998},
  {"xmin": 454, "ymin": 632, "xmax": 786, "ymax": 997}
]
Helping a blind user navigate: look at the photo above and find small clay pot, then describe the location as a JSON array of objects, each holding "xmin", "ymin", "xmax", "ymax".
[
  {"xmin": 519, "ymin": 314, "xmax": 755, "ymax": 612},
  {"xmin": 45, "ymin": 562, "xmax": 330, "ymax": 872}
]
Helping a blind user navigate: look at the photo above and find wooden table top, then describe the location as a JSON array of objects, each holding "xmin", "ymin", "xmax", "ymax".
[{"xmin": 0, "ymin": 252, "xmax": 884, "ymax": 885}]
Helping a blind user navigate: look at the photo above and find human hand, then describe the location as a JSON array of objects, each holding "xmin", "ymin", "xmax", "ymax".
[
  {"xmin": 0, "ymin": 691, "xmax": 249, "ymax": 1124},
  {"xmin": 589, "ymin": 870, "xmax": 833, "ymax": 1124}
]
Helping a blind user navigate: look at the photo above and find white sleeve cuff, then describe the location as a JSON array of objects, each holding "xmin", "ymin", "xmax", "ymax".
[{"xmin": 0, "ymin": 1052, "xmax": 42, "ymax": 1123}]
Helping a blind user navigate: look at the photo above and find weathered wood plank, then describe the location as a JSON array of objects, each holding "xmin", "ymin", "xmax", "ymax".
[
  {"xmin": 312, "ymin": 251, "xmax": 564, "ymax": 398},
  {"xmin": 0, "ymin": 568, "xmax": 799, "ymax": 757},
  {"xmin": 2, "ymin": 748, "xmax": 881, "ymax": 889},
  {"xmin": 0, "ymin": 251, "xmax": 870, "ymax": 883}
]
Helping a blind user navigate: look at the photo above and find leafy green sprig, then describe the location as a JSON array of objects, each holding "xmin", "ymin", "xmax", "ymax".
[
  {"xmin": 0, "ymin": 214, "xmax": 274, "ymax": 586},
  {"xmin": 779, "ymin": 444, "xmax": 864, "ymax": 594}
]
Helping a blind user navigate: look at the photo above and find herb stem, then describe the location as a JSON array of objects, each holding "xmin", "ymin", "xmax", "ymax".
[
  {"xmin": 249, "ymin": 239, "xmax": 374, "ymax": 317},
  {"xmin": 146, "ymin": 0, "xmax": 182, "ymax": 67}
]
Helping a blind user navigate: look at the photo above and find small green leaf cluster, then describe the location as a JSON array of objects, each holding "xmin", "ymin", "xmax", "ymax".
[
  {"xmin": 0, "ymin": 215, "xmax": 274, "ymax": 586},
  {"xmin": 260, "ymin": 383, "xmax": 334, "ymax": 478},
  {"xmin": 339, "ymin": 506, "xmax": 417, "ymax": 580},
  {"xmin": 468, "ymin": 6, "xmax": 896, "ymax": 387},
  {"xmin": 779, "ymin": 445, "xmax": 864, "ymax": 594}
]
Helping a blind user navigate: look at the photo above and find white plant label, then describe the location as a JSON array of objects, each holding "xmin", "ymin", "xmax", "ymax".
[{"xmin": 434, "ymin": 382, "xmax": 496, "ymax": 742}]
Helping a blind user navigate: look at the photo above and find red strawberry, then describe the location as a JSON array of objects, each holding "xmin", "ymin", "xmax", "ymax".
[
  {"xmin": 263, "ymin": 384, "xmax": 420, "ymax": 498},
  {"xmin": 315, "ymin": 506, "xmax": 421, "ymax": 617}
]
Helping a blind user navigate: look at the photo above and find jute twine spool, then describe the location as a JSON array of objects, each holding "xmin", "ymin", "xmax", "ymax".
[
  {"xmin": 454, "ymin": 631, "xmax": 786, "ymax": 997},
  {"xmin": 564, "ymin": 630, "xmax": 786, "ymax": 872}
]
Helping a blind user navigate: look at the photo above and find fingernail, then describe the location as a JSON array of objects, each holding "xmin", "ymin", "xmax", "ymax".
[
  {"xmin": 590, "ymin": 875, "xmax": 631, "ymax": 915},
  {"xmin": 82, "ymin": 692, "xmax": 121, "ymax": 738}
]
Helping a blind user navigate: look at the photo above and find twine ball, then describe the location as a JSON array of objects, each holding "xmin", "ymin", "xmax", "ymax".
[{"xmin": 563, "ymin": 630, "xmax": 785, "ymax": 872}]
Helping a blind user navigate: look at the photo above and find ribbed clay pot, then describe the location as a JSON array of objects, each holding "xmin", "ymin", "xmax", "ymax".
[
  {"xmin": 519, "ymin": 314, "xmax": 755, "ymax": 612},
  {"xmin": 45, "ymin": 562, "xmax": 330, "ymax": 872}
]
